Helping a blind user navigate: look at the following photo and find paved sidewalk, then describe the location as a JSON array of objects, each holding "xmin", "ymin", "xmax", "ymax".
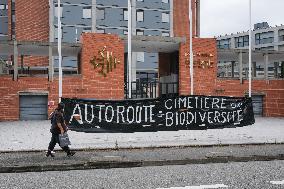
[
  {"xmin": 1, "ymin": 144, "xmax": 284, "ymax": 173},
  {"xmin": 0, "ymin": 117, "xmax": 283, "ymax": 152}
]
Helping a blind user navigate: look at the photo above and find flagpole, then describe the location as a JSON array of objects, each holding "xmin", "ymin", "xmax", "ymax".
[
  {"xmin": 189, "ymin": 0, "xmax": 194, "ymax": 95},
  {"xmin": 249, "ymin": 0, "xmax": 252, "ymax": 97},
  {"xmin": 128, "ymin": 0, "xmax": 132, "ymax": 98},
  {"xmin": 57, "ymin": 0, "xmax": 62, "ymax": 102}
]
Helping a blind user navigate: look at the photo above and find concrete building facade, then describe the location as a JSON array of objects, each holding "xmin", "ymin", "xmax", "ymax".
[{"xmin": 217, "ymin": 22, "xmax": 284, "ymax": 79}]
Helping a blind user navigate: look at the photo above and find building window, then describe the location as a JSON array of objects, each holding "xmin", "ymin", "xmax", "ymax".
[
  {"xmin": 137, "ymin": 0, "xmax": 144, "ymax": 2},
  {"xmin": 54, "ymin": 4, "xmax": 63, "ymax": 18},
  {"xmin": 136, "ymin": 29, "xmax": 144, "ymax": 36},
  {"xmin": 54, "ymin": 26, "xmax": 63, "ymax": 39},
  {"xmin": 217, "ymin": 39, "xmax": 230, "ymax": 49},
  {"xmin": 96, "ymin": 29, "xmax": 105, "ymax": 33},
  {"xmin": 83, "ymin": 7, "xmax": 91, "ymax": 19},
  {"xmin": 162, "ymin": 32, "xmax": 170, "ymax": 37},
  {"xmin": 162, "ymin": 0, "xmax": 169, "ymax": 3},
  {"xmin": 0, "ymin": 4, "xmax": 5, "ymax": 10},
  {"xmin": 235, "ymin": 35, "xmax": 249, "ymax": 48},
  {"xmin": 123, "ymin": 30, "xmax": 128, "ymax": 35},
  {"xmin": 123, "ymin": 9, "xmax": 128, "ymax": 21},
  {"xmin": 137, "ymin": 10, "xmax": 144, "ymax": 22},
  {"xmin": 255, "ymin": 32, "xmax": 274, "ymax": 45},
  {"xmin": 137, "ymin": 52, "xmax": 144, "ymax": 62},
  {"xmin": 279, "ymin": 29, "xmax": 284, "ymax": 42},
  {"xmin": 83, "ymin": 27, "xmax": 91, "ymax": 33},
  {"xmin": 162, "ymin": 13, "xmax": 169, "ymax": 23},
  {"xmin": 97, "ymin": 8, "xmax": 105, "ymax": 20}
]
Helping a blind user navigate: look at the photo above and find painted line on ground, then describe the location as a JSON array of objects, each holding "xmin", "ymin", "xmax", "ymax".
[
  {"xmin": 270, "ymin": 180, "xmax": 284, "ymax": 185},
  {"xmin": 156, "ymin": 184, "xmax": 228, "ymax": 189}
]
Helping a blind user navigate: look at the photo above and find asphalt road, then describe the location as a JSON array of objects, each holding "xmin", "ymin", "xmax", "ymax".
[{"xmin": 0, "ymin": 160, "xmax": 283, "ymax": 189}]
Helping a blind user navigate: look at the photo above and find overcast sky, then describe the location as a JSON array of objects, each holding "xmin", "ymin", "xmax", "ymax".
[{"xmin": 200, "ymin": 0, "xmax": 284, "ymax": 37}]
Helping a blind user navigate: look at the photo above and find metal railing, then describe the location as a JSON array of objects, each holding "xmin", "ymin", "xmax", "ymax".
[{"xmin": 125, "ymin": 81, "xmax": 178, "ymax": 99}]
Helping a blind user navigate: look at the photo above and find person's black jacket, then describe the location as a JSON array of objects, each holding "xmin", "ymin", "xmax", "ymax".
[{"xmin": 50, "ymin": 109, "xmax": 67, "ymax": 134}]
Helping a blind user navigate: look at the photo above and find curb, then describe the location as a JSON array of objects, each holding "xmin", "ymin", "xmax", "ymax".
[
  {"xmin": 1, "ymin": 142, "xmax": 284, "ymax": 154},
  {"xmin": 1, "ymin": 154, "xmax": 284, "ymax": 173}
]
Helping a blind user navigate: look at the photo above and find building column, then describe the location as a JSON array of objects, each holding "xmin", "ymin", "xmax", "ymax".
[
  {"xmin": 195, "ymin": 0, "xmax": 200, "ymax": 37},
  {"xmin": 238, "ymin": 52, "xmax": 243, "ymax": 84},
  {"xmin": 252, "ymin": 62, "xmax": 256, "ymax": 78},
  {"xmin": 264, "ymin": 53, "xmax": 269, "ymax": 80},
  {"xmin": 274, "ymin": 28, "xmax": 279, "ymax": 51},
  {"xmin": 20, "ymin": 55, "xmax": 24, "ymax": 73},
  {"xmin": 13, "ymin": 40, "xmax": 18, "ymax": 81},
  {"xmin": 231, "ymin": 61, "xmax": 235, "ymax": 78},
  {"xmin": 230, "ymin": 37, "xmax": 235, "ymax": 49},
  {"xmin": 0, "ymin": 59, "xmax": 3, "ymax": 74},
  {"xmin": 170, "ymin": 0, "xmax": 174, "ymax": 37},
  {"xmin": 274, "ymin": 62, "xmax": 279, "ymax": 78},
  {"xmin": 281, "ymin": 61, "xmax": 284, "ymax": 78},
  {"xmin": 91, "ymin": 0, "xmax": 96, "ymax": 32},
  {"xmin": 225, "ymin": 63, "xmax": 229, "ymax": 77}
]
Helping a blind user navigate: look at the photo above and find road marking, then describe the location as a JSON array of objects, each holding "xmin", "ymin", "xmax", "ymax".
[
  {"xmin": 157, "ymin": 184, "xmax": 228, "ymax": 189},
  {"xmin": 270, "ymin": 180, "xmax": 284, "ymax": 185}
]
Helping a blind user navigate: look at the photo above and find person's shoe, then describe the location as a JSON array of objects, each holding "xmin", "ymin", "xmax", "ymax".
[
  {"xmin": 46, "ymin": 150, "xmax": 55, "ymax": 157},
  {"xmin": 67, "ymin": 151, "xmax": 76, "ymax": 157}
]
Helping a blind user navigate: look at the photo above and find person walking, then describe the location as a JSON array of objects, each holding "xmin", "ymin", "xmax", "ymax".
[{"xmin": 46, "ymin": 102, "xmax": 75, "ymax": 157}]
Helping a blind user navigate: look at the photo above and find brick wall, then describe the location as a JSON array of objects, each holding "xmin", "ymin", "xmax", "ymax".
[
  {"xmin": 15, "ymin": 0, "xmax": 49, "ymax": 67},
  {"xmin": 80, "ymin": 33, "xmax": 125, "ymax": 99},
  {"xmin": 0, "ymin": 34, "xmax": 125, "ymax": 120},
  {"xmin": 179, "ymin": 38, "xmax": 217, "ymax": 95},
  {"xmin": 173, "ymin": 0, "xmax": 196, "ymax": 38},
  {"xmin": 214, "ymin": 80, "xmax": 284, "ymax": 117}
]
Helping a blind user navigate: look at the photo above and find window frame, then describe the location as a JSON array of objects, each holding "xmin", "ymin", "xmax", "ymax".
[
  {"xmin": 123, "ymin": 9, "xmax": 128, "ymax": 21},
  {"xmin": 82, "ymin": 7, "xmax": 92, "ymax": 19},
  {"xmin": 137, "ymin": 52, "xmax": 145, "ymax": 62},
  {"xmin": 136, "ymin": 29, "xmax": 144, "ymax": 36},
  {"xmin": 96, "ymin": 8, "xmax": 105, "ymax": 20},
  {"xmin": 96, "ymin": 28, "xmax": 105, "ymax": 34},
  {"xmin": 0, "ymin": 4, "xmax": 5, "ymax": 10},
  {"xmin": 54, "ymin": 4, "xmax": 63, "ymax": 18},
  {"xmin": 162, "ymin": 12, "xmax": 170, "ymax": 23},
  {"xmin": 136, "ymin": 10, "xmax": 144, "ymax": 22},
  {"xmin": 162, "ymin": 31, "xmax": 170, "ymax": 37}
]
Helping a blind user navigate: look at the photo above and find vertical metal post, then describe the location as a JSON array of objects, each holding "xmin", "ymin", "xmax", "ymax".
[
  {"xmin": 239, "ymin": 52, "xmax": 243, "ymax": 84},
  {"xmin": 248, "ymin": 0, "xmax": 252, "ymax": 97},
  {"xmin": 57, "ymin": 0, "xmax": 62, "ymax": 102},
  {"xmin": 49, "ymin": 0, "xmax": 54, "ymax": 82},
  {"xmin": 128, "ymin": 0, "xmax": 132, "ymax": 98},
  {"xmin": 189, "ymin": 0, "xmax": 193, "ymax": 95},
  {"xmin": 13, "ymin": 40, "xmax": 18, "ymax": 81}
]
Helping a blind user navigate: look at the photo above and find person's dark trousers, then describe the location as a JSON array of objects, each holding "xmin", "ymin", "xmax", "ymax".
[{"xmin": 48, "ymin": 133, "xmax": 71, "ymax": 155}]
